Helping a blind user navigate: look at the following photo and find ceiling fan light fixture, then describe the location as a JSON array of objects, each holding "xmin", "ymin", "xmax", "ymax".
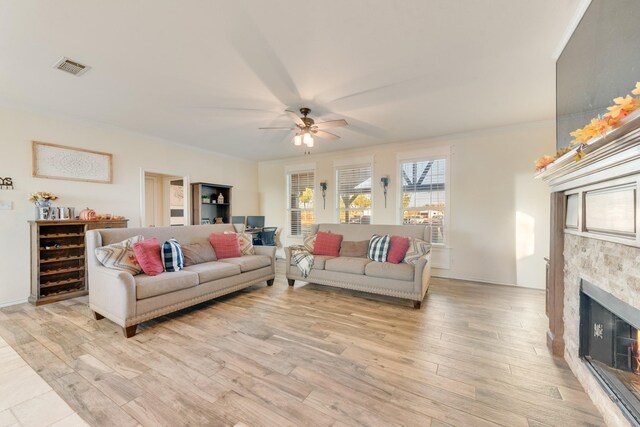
[
  {"xmin": 303, "ymin": 133, "xmax": 313, "ymax": 147},
  {"xmin": 293, "ymin": 134, "xmax": 302, "ymax": 146}
]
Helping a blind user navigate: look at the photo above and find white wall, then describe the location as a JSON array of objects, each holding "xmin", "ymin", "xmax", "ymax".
[
  {"xmin": 258, "ymin": 121, "xmax": 555, "ymax": 289},
  {"xmin": 0, "ymin": 107, "xmax": 258, "ymax": 307}
]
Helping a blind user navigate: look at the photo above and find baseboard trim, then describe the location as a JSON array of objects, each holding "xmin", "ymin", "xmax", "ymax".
[
  {"xmin": 0, "ymin": 298, "xmax": 28, "ymax": 308},
  {"xmin": 431, "ymin": 273, "xmax": 544, "ymax": 290}
]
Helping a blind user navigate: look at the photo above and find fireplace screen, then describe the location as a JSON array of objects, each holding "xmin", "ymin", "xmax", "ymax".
[{"xmin": 580, "ymin": 280, "xmax": 640, "ymax": 425}]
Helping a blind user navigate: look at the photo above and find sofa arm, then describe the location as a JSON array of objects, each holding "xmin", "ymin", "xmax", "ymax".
[
  {"xmin": 253, "ymin": 246, "xmax": 276, "ymax": 274},
  {"xmin": 413, "ymin": 253, "xmax": 432, "ymax": 299},
  {"xmin": 88, "ymin": 265, "xmax": 136, "ymax": 327},
  {"xmin": 284, "ymin": 247, "xmax": 294, "ymax": 276}
]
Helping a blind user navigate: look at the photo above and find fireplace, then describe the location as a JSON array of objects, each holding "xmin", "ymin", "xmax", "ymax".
[{"xmin": 580, "ymin": 280, "xmax": 640, "ymax": 425}]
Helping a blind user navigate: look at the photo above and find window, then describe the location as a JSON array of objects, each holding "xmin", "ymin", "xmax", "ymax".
[
  {"xmin": 400, "ymin": 158, "xmax": 446, "ymax": 244},
  {"xmin": 336, "ymin": 164, "xmax": 372, "ymax": 224},
  {"xmin": 287, "ymin": 171, "xmax": 315, "ymax": 236}
]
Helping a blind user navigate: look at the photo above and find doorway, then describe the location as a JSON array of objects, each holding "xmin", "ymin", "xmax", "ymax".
[{"xmin": 141, "ymin": 171, "xmax": 189, "ymax": 227}]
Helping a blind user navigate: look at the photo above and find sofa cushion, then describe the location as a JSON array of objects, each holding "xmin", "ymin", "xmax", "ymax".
[
  {"xmin": 209, "ymin": 233, "xmax": 241, "ymax": 259},
  {"xmin": 339, "ymin": 240, "xmax": 369, "ymax": 258},
  {"xmin": 314, "ymin": 231, "xmax": 343, "ymax": 257},
  {"xmin": 404, "ymin": 237, "xmax": 431, "ymax": 264},
  {"xmin": 289, "ymin": 255, "xmax": 334, "ymax": 271},
  {"xmin": 184, "ymin": 261, "xmax": 241, "ymax": 283},
  {"xmin": 219, "ymin": 255, "xmax": 271, "ymax": 273},
  {"xmin": 181, "ymin": 239, "xmax": 217, "ymax": 266},
  {"xmin": 368, "ymin": 234, "xmax": 390, "ymax": 262},
  {"xmin": 135, "ymin": 270, "xmax": 199, "ymax": 300},
  {"xmin": 303, "ymin": 234, "xmax": 316, "ymax": 252},
  {"xmin": 365, "ymin": 262, "xmax": 414, "ymax": 282},
  {"xmin": 387, "ymin": 235, "xmax": 410, "ymax": 264},
  {"xmin": 94, "ymin": 235, "xmax": 144, "ymax": 275},
  {"xmin": 132, "ymin": 238, "xmax": 164, "ymax": 276},
  {"xmin": 325, "ymin": 257, "xmax": 371, "ymax": 275},
  {"xmin": 224, "ymin": 232, "xmax": 255, "ymax": 255},
  {"xmin": 162, "ymin": 239, "xmax": 184, "ymax": 272}
]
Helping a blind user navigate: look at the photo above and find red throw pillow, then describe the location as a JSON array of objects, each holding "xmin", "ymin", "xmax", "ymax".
[
  {"xmin": 313, "ymin": 231, "xmax": 343, "ymax": 257},
  {"xmin": 209, "ymin": 233, "xmax": 241, "ymax": 259},
  {"xmin": 132, "ymin": 238, "xmax": 164, "ymax": 276},
  {"xmin": 387, "ymin": 235, "xmax": 411, "ymax": 264}
]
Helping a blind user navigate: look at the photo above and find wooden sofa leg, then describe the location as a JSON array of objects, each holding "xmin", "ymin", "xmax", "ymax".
[
  {"xmin": 413, "ymin": 300, "xmax": 422, "ymax": 309},
  {"xmin": 92, "ymin": 311, "xmax": 104, "ymax": 320},
  {"xmin": 123, "ymin": 325, "xmax": 137, "ymax": 338},
  {"xmin": 266, "ymin": 279, "xmax": 274, "ymax": 286},
  {"xmin": 287, "ymin": 279, "xmax": 295, "ymax": 287}
]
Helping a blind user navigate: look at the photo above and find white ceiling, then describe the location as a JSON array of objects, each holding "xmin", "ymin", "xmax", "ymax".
[{"xmin": 0, "ymin": 0, "xmax": 582, "ymax": 161}]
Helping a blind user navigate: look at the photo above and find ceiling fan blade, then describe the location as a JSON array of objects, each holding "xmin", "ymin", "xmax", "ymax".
[
  {"xmin": 258, "ymin": 127, "xmax": 295, "ymax": 130},
  {"xmin": 312, "ymin": 119, "xmax": 348, "ymax": 130},
  {"xmin": 285, "ymin": 110, "xmax": 305, "ymax": 127},
  {"xmin": 313, "ymin": 130, "xmax": 340, "ymax": 140}
]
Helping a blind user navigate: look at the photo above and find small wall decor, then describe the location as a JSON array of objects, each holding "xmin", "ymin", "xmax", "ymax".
[
  {"xmin": 320, "ymin": 181, "xmax": 328, "ymax": 209},
  {"xmin": 32, "ymin": 141, "xmax": 113, "ymax": 184},
  {"xmin": 380, "ymin": 176, "xmax": 390, "ymax": 208},
  {"xmin": 0, "ymin": 177, "xmax": 13, "ymax": 189}
]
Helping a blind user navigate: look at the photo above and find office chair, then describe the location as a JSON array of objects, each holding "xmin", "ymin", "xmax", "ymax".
[{"xmin": 259, "ymin": 227, "xmax": 277, "ymax": 246}]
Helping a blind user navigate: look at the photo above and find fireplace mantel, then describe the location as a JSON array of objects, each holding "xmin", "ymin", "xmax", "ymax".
[{"xmin": 537, "ymin": 109, "xmax": 640, "ymax": 192}]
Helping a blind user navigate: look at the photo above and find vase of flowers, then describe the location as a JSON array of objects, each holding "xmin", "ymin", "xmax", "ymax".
[{"xmin": 29, "ymin": 192, "xmax": 59, "ymax": 220}]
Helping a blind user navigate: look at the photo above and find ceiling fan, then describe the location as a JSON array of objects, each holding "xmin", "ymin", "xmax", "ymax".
[{"xmin": 259, "ymin": 107, "xmax": 348, "ymax": 148}]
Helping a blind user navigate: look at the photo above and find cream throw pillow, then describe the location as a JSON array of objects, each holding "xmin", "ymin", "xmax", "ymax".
[
  {"xmin": 403, "ymin": 237, "xmax": 431, "ymax": 264},
  {"xmin": 303, "ymin": 234, "xmax": 316, "ymax": 253},
  {"xmin": 95, "ymin": 235, "xmax": 144, "ymax": 275}
]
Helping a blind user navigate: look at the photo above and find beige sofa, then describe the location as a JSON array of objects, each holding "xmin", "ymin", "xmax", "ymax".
[
  {"xmin": 86, "ymin": 224, "xmax": 276, "ymax": 337},
  {"xmin": 285, "ymin": 224, "xmax": 431, "ymax": 308}
]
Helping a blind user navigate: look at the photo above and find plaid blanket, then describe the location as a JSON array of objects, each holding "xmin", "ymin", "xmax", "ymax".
[{"xmin": 290, "ymin": 245, "xmax": 314, "ymax": 278}]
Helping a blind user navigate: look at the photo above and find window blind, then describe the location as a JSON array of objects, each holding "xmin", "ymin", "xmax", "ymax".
[
  {"xmin": 336, "ymin": 164, "xmax": 372, "ymax": 224},
  {"xmin": 288, "ymin": 171, "xmax": 315, "ymax": 236},
  {"xmin": 400, "ymin": 159, "xmax": 446, "ymax": 243}
]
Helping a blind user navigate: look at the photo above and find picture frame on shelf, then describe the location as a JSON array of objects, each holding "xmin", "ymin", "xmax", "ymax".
[{"xmin": 201, "ymin": 219, "xmax": 211, "ymax": 225}]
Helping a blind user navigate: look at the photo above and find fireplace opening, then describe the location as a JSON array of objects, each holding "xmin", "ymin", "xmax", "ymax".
[{"xmin": 580, "ymin": 280, "xmax": 640, "ymax": 426}]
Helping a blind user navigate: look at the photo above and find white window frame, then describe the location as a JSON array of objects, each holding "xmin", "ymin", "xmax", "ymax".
[
  {"xmin": 396, "ymin": 147, "xmax": 451, "ymax": 247},
  {"xmin": 334, "ymin": 157, "xmax": 374, "ymax": 224},
  {"xmin": 285, "ymin": 164, "xmax": 316, "ymax": 238}
]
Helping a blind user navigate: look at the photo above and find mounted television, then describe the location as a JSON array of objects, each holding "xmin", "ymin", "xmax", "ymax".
[{"xmin": 556, "ymin": 0, "xmax": 640, "ymax": 150}]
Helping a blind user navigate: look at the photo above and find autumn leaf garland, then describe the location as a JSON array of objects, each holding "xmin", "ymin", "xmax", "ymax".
[{"xmin": 535, "ymin": 81, "xmax": 640, "ymax": 172}]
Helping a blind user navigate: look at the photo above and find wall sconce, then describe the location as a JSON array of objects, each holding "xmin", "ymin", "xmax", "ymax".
[
  {"xmin": 320, "ymin": 181, "xmax": 327, "ymax": 209},
  {"xmin": 380, "ymin": 176, "xmax": 389, "ymax": 208}
]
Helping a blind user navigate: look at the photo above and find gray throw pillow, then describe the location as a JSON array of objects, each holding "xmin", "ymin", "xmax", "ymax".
[
  {"xmin": 339, "ymin": 240, "xmax": 370, "ymax": 258},
  {"xmin": 181, "ymin": 239, "xmax": 217, "ymax": 266}
]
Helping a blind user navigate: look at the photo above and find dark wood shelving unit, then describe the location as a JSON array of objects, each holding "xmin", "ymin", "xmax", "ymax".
[
  {"xmin": 29, "ymin": 219, "xmax": 128, "ymax": 305},
  {"xmin": 192, "ymin": 182, "xmax": 233, "ymax": 225}
]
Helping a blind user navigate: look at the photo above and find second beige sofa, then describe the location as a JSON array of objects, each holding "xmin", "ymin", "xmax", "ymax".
[{"xmin": 285, "ymin": 223, "xmax": 431, "ymax": 308}]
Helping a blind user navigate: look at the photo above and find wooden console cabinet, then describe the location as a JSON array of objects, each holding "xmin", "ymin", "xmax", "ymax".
[{"xmin": 29, "ymin": 219, "xmax": 128, "ymax": 305}]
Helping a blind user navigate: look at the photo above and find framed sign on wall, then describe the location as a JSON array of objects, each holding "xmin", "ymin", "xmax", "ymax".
[{"xmin": 32, "ymin": 141, "xmax": 113, "ymax": 184}]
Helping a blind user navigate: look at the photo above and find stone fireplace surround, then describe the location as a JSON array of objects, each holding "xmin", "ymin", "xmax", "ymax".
[
  {"xmin": 538, "ymin": 110, "xmax": 640, "ymax": 426},
  {"xmin": 565, "ymin": 235, "xmax": 640, "ymax": 426}
]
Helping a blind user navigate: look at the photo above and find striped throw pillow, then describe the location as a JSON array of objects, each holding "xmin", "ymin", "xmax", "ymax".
[
  {"xmin": 403, "ymin": 237, "xmax": 431, "ymax": 264},
  {"xmin": 368, "ymin": 234, "xmax": 390, "ymax": 262},
  {"xmin": 162, "ymin": 239, "xmax": 184, "ymax": 272}
]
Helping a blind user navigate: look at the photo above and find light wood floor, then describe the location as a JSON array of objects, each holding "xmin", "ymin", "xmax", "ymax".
[{"xmin": 0, "ymin": 262, "xmax": 603, "ymax": 427}]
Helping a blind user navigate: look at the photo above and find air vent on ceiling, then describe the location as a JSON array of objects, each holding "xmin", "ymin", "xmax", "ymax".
[{"xmin": 53, "ymin": 57, "xmax": 90, "ymax": 76}]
